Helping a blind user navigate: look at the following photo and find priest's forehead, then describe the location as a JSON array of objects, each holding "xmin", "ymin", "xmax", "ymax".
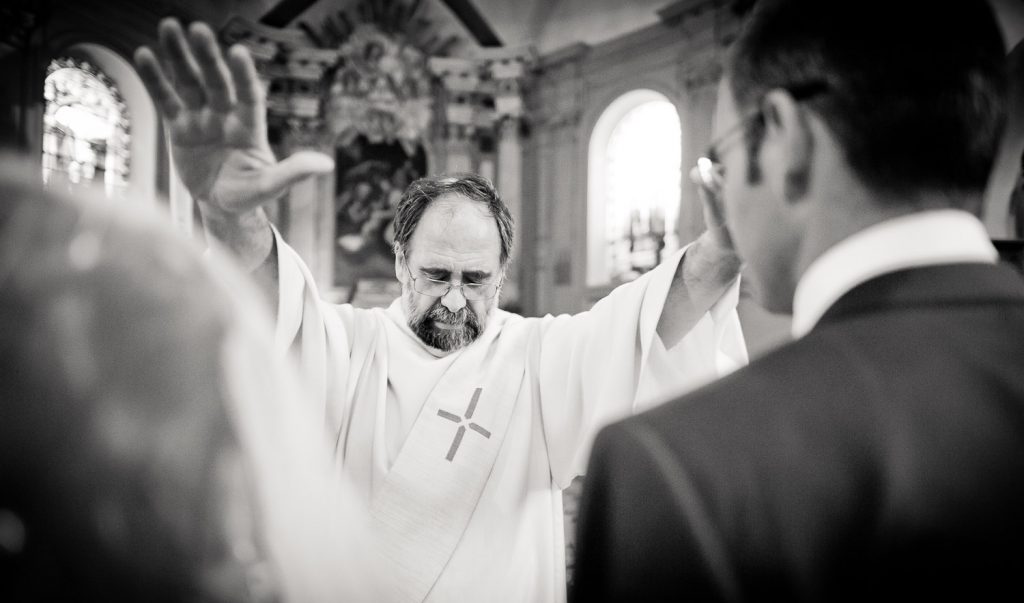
[{"xmin": 407, "ymin": 194, "xmax": 502, "ymax": 274}]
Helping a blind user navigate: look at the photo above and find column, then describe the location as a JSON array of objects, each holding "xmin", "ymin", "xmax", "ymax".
[
  {"xmin": 430, "ymin": 57, "xmax": 481, "ymax": 173},
  {"xmin": 482, "ymin": 47, "xmax": 533, "ymax": 311}
]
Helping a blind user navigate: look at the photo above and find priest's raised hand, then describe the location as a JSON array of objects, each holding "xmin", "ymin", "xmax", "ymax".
[{"xmin": 134, "ymin": 18, "xmax": 333, "ymax": 270}]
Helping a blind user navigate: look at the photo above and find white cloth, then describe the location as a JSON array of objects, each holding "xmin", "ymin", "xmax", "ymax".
[
  {"xmin": 274, "ymin": 232, "xmax": 747, "ymax": 602},
  {"xmin": 792, "ymin": 209, "xmax": 998, "ymax": 338}
]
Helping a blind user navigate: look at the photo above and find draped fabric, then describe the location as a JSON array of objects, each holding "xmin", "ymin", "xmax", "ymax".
[{"xmin": 274, "ymin": 230, "xmax": 747, "ymax": 602}]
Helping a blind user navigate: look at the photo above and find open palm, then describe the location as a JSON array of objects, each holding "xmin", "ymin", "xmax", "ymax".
[{"xmin": 135, "ymin": 19, "xmax": 332, "ymax": 215}]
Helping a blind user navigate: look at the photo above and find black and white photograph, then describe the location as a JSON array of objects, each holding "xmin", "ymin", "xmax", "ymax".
[{"xmin": 2, "ymin": 0, "xmax": 1023, "ymax": 601}]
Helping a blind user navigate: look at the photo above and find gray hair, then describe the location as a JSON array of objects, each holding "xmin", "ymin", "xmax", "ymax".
[{"xmin": 391, "ymin": 173, "xmax": 515, "ymax": 269}]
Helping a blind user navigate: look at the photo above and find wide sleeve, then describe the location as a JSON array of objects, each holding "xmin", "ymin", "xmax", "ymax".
[
  {"xmin": 272, "ymin": 228, "xmax": 374, "ymax": 447},
  {"xmin": 533, "ymin": 246, "xmax": 747, "ymax": 489},
  {"xmin": 219, "ymin": 284, "xmax": 382, "ymax": 603}
]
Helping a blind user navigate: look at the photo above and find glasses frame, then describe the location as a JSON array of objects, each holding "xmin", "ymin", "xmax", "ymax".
[
  {"xmin": 405, "ymin": 265, "xmax": 502, "ymax": 301},
  {"xmin": 694, "ymin": 81, "xmax": 831, "ymax": 190}
]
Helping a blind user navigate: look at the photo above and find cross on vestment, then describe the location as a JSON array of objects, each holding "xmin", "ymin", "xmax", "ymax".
[{"xmin": 437, "ymin": 387, "xmax": 491, "ymax": 461}]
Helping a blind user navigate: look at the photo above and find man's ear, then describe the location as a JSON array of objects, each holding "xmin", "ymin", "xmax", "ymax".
[
  {"xmin": 761, "ymin": 89, "xmax": 814, "ymax": 204},
  {"xmin": 395, "ymin": 252, "xmax": 406, "ymax": 282}
]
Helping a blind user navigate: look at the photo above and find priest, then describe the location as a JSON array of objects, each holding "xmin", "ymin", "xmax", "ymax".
[{"xmin": 135, "ymin": 18, "xmax": 748, "ymax": 602}]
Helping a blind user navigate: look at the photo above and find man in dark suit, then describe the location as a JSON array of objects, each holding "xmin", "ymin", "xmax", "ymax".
[{"xmin": 571, "ymin": 0, "xmax": 1024, "ymax": 600}]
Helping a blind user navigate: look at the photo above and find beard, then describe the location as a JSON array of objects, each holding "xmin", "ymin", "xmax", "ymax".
[{"xmin": 405, "ymin": 290, "xmax": 485, "ymax": 352}]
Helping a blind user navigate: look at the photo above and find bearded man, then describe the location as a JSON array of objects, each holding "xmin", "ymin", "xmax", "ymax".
[{"xmin": 134, "ymin": 18, "xmax": 747, "ymax": 602}]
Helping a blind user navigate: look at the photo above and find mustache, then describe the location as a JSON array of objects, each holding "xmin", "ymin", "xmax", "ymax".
[
  {"xmin": 427, "ymin": 304, "xmax": 473, "ymax": 326},
  {"xmin": 410, "ymin": 300, "xmax": 483, "ymax": 351}
]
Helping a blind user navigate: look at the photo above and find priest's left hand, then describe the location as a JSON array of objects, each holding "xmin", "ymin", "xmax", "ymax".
[
  {"xmin": 656, "ymin": 166, "xmax": 743, "ymax": 348},
  {"xmin": 689, "ymin": 162, "xmax": 740, "ymax": 268}
]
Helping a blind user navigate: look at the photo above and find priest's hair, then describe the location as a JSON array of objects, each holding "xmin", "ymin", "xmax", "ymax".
[{"xmin": 392, "ymin": 173, "xmax": 515, "ymax": 270}]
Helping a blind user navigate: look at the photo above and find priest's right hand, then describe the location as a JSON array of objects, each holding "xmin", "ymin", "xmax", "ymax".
[{"xmin": 133, "ymin": 18, "xmax": 333, "ymax": 269}]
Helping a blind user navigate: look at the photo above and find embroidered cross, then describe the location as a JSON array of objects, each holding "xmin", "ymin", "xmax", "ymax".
[{"xmin": 437, "ymin": 387, "xmax": 491, "ymax": 461}]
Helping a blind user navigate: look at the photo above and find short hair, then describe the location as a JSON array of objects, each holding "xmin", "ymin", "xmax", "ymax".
[
  {"xmin": 726, "ymin": 0, "xmax": 1008, "ymax": 206},
  {"xmin": 392, "ymin": 173, "xmax": 515, "ymax": 269}
]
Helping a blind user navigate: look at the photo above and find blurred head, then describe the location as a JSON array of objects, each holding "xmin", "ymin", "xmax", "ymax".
[
  {"xmin": 0, "ymin": 164, "xmax": 370, "ymax": 601},
  {"xmin": 392, "ymin": 174, "xmax": 514, "ymax": 352},
  {"xmin": 715, "ymin": 0, "xmax": 1008, "ymax": 311}
]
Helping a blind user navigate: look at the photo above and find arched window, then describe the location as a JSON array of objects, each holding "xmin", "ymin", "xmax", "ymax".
[
  {"xmin": 588, "ymin": 90, "xmax": 682, "ymax": 286},
  {"xmin": 42, "ymin": 57, "xmax": 131, "ymax": 199}
]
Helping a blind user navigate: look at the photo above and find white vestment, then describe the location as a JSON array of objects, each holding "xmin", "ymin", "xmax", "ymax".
[{"xmin": 273, "ymin": 232, "xmax": 747, "ymax": 602}]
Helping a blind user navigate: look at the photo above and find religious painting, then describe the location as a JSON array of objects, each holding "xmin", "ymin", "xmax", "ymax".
[{"xmin": 334, "ymin": 135, "xmax": 427, "ymax": 287}]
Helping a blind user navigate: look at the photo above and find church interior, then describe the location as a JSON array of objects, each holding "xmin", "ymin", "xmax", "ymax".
[
  {"xmin": 2, "ymin": 0, "xmax": 1024, "ymax": 597},
  {"xmin": 2, "ymin": 0, "xmax": 1023, "ymax": 358}
]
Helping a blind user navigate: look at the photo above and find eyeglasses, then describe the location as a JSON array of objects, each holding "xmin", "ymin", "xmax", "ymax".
[
  {"xmin": 406, "ymin": 266, "xmax": 501, "ymax": 301},
  {"xmin": 693, "ymin": 81, "xmax": 831, "ymax": 191},
  {"xmin": 694, "ymin": 109, "xmax": 765, "ymax": 190}
]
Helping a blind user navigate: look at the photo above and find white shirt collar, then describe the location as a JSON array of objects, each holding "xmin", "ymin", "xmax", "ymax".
[{"xmin": 791, "ymin": 209, "xmax": 997, "ymax": 338}]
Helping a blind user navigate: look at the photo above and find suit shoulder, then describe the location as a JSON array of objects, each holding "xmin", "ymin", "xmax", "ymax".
[{"xmin": 631, "ymin": 332, "xmax": 860, "ymax": 436}]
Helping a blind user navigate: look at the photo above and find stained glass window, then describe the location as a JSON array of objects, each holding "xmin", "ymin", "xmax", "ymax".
[
  {"xmin": 602, "ymin": 98, "xmax": 681, "ymax": 283},
  {"xmin": 42, "ymin": 57, "xmax": 131, "ymax": 199}
]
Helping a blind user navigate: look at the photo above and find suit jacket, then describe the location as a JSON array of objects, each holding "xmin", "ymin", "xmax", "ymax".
[{"xmin": 571, "ymin": 263, "xmax": 1024, "ymax": 602}]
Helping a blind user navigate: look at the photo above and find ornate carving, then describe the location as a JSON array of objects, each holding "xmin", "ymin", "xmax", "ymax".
[
  {"xmin": 222, "ymin": 0, "xmax": 536, "ymax": 161},
  {"xmin": 300, "ymin": 0, "xmax": 458, "ymax": 58},
  {"xmin": 431, "ymin": 56, "xmax": 482, "ymax": 134},
  {"xmin": 222, "ymin": 17, "xmax": 306, "ymax": 62},
  {"xmin": 264, "ymin": 48, "xmax": 338, "ymax": 121},
  {"xmin": 221, "ymin": 17, "xmax": 332, "ymax": 145},
  {"xmin": 430, "ymin": 51, "xmax": 534, "ymax": 142},
  {"xmin": 479, "ymin": 47, "xmax": 535, "ymax": 121},
  {"xmin": 325, "ymin": 24, "xmax": 434, "ymax": 154}
]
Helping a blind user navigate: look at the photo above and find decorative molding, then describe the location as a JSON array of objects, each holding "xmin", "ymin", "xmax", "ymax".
[
  {"xmin": 219, "ymin": 0, "xmax": 538, "ymax": 269},
  {"xmin": 479, "ymin": 46, "xmax": 535, "ymax": 121},
  {"xmin": 477, "ymin": 45, "xmax": 536, "ymax": 79},
  {"xmin": 431, "ymin": 51, "xmax": 534, "ymax": 138},
  {"xmin": 222, "ymin": 0, "xmax": 538, "ymax": 160},
  {"xmin": 325, "ymin": 24, "xmax": 433, "ymax": 153},
  {"xmin": 221, "ymin": 16, "xmax": 312, "ymax": 61},
  {"xmin": 430, "ymin": 56, "xmax": 481, "ymax": 92},
  {"xmin": 300, "ymin": 0, "xmax": 458, "ymax": 57}
]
